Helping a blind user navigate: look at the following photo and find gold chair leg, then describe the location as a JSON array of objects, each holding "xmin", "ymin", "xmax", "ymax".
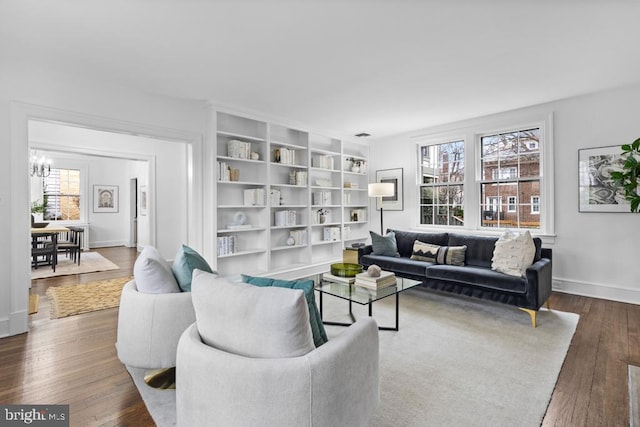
[
  {"xmin": 546, "ymin": 299, "xmax": 551, "ymax": 310},
  {"xmin": 144, "ymin": 367, "xmax": 176, "ymax": 389},
  {"xmin": 518, "ymin": 308, "xmax": 537, "ymax": 328}
]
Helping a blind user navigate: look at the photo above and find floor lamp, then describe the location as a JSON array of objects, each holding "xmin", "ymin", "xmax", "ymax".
[{"xmin": 368, "ymin": 182, "xmax": 395, "ymax": 234}]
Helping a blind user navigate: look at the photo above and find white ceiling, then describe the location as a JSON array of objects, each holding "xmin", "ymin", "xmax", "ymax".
[{"xmin": 2, "ymin": 1, "xmax": 640, "ymax": 139}]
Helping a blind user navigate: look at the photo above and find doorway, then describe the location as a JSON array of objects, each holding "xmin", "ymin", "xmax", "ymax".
[{"xmin": 8, "ymin": 101, "xmax": 203, "ymax": 337}]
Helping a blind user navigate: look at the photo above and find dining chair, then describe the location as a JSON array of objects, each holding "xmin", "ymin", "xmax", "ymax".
[
  {"xmin": 57, "ymin": 226, "xmax": 84, "ymax": 265},
  {"xmin": 31, "ymin": 232, "xmax": 58, "ymax": 271}
]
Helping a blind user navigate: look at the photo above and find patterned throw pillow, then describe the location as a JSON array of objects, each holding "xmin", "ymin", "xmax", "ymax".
[
  {"xmin": 491, "ymin": 230, "xmax": 536, "ymax": 277},
  {"xmin": 435, "ymin": 245, "xmax": 467, "ymax": 266},
  {"xmin": 410, "ymin": 240, "xmax": 440, "ymax": 262},
  {"xmin": 411, "ymin": 240, "xmax": 467, "ymax": 266}
]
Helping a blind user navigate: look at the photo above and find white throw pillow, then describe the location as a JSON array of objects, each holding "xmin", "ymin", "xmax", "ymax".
[
  {"xmin": 191, "ymin": 270, "xmax": 315, "ymax": 358},
  {"xmin": 491, "ymin": 230, "xmax": 536, "ymax": 277},
  {"xmin": 133, "ymin": 246, "xmax": 181, "ymax": 294}
]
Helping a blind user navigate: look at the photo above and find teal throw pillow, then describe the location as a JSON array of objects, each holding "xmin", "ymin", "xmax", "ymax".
[
  {"xmin": 241, "ymin": 274, "xmax": 328, "ymax": 347},
  {"xmin": 172, "ymin": 244, "xmax": 215, "ymax": 292},
  {"xmin": 370, "ymin": 230, "xmax": 400, "ymax": 257}
]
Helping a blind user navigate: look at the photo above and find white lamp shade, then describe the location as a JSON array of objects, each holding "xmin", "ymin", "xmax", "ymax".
[{"xmin": 368, "ymin": 182, "xmax": 395, "ymax": 197}]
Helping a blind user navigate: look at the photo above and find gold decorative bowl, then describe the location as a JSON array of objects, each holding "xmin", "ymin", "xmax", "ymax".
[{"xmin": 330, "ymin": 263, "xmax": 363, "ymax": 277}]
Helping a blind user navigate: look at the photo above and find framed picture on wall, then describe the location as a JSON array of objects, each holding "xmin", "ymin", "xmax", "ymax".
[
  {"xmin": 93, "ymin": 185, "xmax": 119, "ymax": 213},
  {"xmin": 139, "ymin": 185, "xmax": 148, "ymax": 216},
  {"xmin": 578, "ymin": 145, "xmax": 630, "ymax": 212},
  {"xmin": 376, "ymin": 168, "xmax": 404, "ymax": 211}
]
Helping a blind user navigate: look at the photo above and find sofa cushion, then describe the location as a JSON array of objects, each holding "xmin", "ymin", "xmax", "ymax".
[
  {"xmin": 241, "ymin": 275, "xmax": 328, "ymax": 347},
  {"xmin": 491, "ymin": 230, "xmax": 536, "ymax": 277},
  {"xmin": 410, "ymin": 240, "xmax": 440, "ymax": 262},
  {"xmin": 448, "ymin": 234, "xmax": 499, "ymax": 268},
  {"xmin": 370, "ymin": 231, "xmax": 400, "ymax": 257},
  {"xmin": 192, "ymin": 270, "xmax": 315, "ymax": 358},
  {"xmin": 426, "ymin": 264, "xmax": 527, "ymax": 294},
  {"xmin": 172, "ymin": 244, "xmax": 215, "ymax": 292},
  {"xmin": 133, "ymin": 246, "xmax": 181, "ymax": 294},
  {"xmin": 361, "ymin": 254, "xmax": 430, "ymax": 278},
  {"xmin": 390, "ymin": 229, "xmax": 449, "ymax": 258}
]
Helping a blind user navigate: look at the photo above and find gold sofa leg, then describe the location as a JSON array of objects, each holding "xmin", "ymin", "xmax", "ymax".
[
  {"xmin": 519, "ymin": 308, "xmax": 537, "ymax": 328},
  {"xmin": 144, "ymin": 367, "xmax": 176, "ymax": 389}
]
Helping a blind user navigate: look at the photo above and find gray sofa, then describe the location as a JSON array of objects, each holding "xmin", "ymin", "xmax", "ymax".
[{"xmin": 358, "ymin": 229, "xmax": 552, "ymax": 327}]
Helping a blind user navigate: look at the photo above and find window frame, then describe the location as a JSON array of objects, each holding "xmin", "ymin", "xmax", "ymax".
[
  {"xmin": 413, "ymin": 112, "xmax": 554, "ymax": 237},
  {"xmin": 416, "ymin": 138, "xmax": 466, "ymax": 227},
  {"xmin": 37, "ymin": 157, "xmax": 89, "ymax": 224}
]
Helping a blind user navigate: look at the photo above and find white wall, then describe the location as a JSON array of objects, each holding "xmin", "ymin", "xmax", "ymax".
[
  {"xmin": 370, "ymin": 82, "xmax": 640, "ymax": 304},
  {"xmin": 1, "ymin": 54, "xmax": 205, "ymax": 337}
]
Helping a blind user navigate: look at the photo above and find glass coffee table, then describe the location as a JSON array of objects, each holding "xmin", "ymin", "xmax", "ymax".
[{"xmin": 314, "ymin": 275, "xmax": 422, "ymax": 331}]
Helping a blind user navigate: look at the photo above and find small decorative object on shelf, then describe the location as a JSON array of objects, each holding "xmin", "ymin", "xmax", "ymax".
[
  {"xmin": 227, "ymin": 211, "xmax": 251, "ymax": 230},
  {"xmin": 367, "ymin": 264, "xmax": 382, "ymax": 277},
  {"xmin": 316, "ymin": 208, "xmax": 329, "ymax": 224},
  {"xmin": 229, "ymin": 168, "xmax": 240, "ymax": 181},
  {"xmin": 345, "ymin": 157, "xmax": 366, "ymax": 173},
  {"xmin": 286, "ymin": 236, "xmax": 295, "ymax": 246},
  {"xmin": 251, "ymin": 151, "xmax": 260, "ymax": 161}
]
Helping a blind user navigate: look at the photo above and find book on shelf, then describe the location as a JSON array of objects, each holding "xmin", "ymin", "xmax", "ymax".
[
  {"xmin": 228, "ymin": 139, "xmax": 252, "ymax": 159},
  {"xmin": 322, "ymin": 273, "xmax": 355, "ymax": 284},
  {"xmin": 354, "ymin": 271, "xmax": 397, "ymax": 289}
]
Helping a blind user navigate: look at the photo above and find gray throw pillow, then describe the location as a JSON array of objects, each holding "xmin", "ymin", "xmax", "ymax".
[{"xmin": 370, "ymin": 231, "xmax": 400, "ymax": 257}]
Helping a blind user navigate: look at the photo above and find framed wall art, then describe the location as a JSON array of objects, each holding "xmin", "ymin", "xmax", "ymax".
[
  {"xmin": 375, "ymin": 168, "xmax": 404, "ymax": 211},
  {"xmin": 578, "ymin": 145, "xmax": 629, "ymax": 212},
  {"xmin": 93, "ymin": 185, "xmax": 119, "ymax": 213},
  {"xmin": 139, "ymin": 185, "xmax": 148, "ymax": 216}
]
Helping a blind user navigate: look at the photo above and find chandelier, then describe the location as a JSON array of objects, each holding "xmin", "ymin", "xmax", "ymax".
[{"xmin": 30, "ymin": 151, "xmax": 51, "ymax": 178}]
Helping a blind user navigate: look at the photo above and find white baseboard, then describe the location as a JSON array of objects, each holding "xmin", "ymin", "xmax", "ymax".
[
  {"xmin": 553, "ymin": 277, "xmax": 640, "ymax": 305},
  {"xmin": 89, "ymin": 240, "xmax": 127, "ymax": 249},
  {"xmin": 0, "ymin": 310, "xmax": 28, "ymax": 338}
]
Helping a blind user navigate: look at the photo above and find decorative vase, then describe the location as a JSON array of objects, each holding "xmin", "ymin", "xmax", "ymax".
[
  {"xmin": 351, "ymin": 165, "xmax": 360, "ymax": 173},
  {"xmin": 319, "ymin": 213, "xmax": 326, "ymax": 224}
]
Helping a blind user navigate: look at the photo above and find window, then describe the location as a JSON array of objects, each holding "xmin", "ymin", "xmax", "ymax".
[
  {"xmin": 480, "ymin": 128, "xmax": 540, "ymax": 229},
  {"xmin": 418, "ymin": 140, "xmax": 464, "ymax": 226},
  {"xmin": 531, "ymin": 196, "xmax": 540, "ymax": 214},
  {"xmin": 43, "ymin": 168, "xmax": 81, "ymax": 221}
]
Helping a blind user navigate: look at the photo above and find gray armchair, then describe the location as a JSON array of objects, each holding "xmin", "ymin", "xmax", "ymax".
[{"xmin": 176, "ymin": 271, "xmax": 380, "ymax": 427}]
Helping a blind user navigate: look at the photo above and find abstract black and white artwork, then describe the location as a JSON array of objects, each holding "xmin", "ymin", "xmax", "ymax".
[{"xmin": 578, "ymin": 146, "xmax": 629, "ymax": 212}]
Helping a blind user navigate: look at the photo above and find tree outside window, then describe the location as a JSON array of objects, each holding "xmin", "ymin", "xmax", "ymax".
[{"xmin": 419, "ymin": 140, "xmax": 464, "ymax": 226}]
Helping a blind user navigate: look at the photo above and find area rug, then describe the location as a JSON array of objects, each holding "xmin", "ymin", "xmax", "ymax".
[
  {"xmin": 31, "ymin": 252, "xmax": 120, "ymax": 280},
  {"xmin": 46, "ymin": 276, "xmax": 132, "ymax": 319},
  {"xmin": 28, "ymin": 294, "xmax": 39, "ymax": 314},
  {"xmin": 127, "ymin": 288, "xmax": 579, "ymax": 427}
]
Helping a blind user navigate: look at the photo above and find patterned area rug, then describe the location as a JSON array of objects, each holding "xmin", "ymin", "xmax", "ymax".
[
  {"xmin": 46, "ymin": 276, "xmax": 133, "ymax": 319},
  {"xmin": 31, "ymin": 252, "xmax": 120, "ymax": 280}
]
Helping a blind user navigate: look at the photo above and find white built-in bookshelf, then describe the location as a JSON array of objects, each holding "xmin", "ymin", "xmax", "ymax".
[{"xmin": 214, "ymin": 111, "xmax": 369, "ymax": 276}]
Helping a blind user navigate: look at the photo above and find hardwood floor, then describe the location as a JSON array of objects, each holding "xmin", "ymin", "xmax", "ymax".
[{"xmin": 0, "ymin": 246, "xmax": 635, "ymax": 426}]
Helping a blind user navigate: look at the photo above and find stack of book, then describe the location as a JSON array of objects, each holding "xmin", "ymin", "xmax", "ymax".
[
  {"xmin": 354, "ymin": 271, "xmax": 396, "ymax": 290},
  {"xmin": 322, "ymin": 273, "xmax": 355, "ymax": 285}
]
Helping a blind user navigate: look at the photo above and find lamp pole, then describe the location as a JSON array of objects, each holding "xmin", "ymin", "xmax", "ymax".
[{"xmin": 368, "ymin": 183, "xmax": 395, "ymax": 235}]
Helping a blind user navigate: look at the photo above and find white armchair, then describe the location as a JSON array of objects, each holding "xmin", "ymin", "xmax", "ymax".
[
  {"xmin": 176, "ymin": 270, "xmax": 380, "ymax": 427},
  {"xmin": 116, "ymin": 280, "xmax": 196, "ymax": 369}
]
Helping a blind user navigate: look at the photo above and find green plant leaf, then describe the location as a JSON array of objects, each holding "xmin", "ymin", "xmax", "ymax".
[
  {"xmin": 622, "ymin": 144, "xmax": 632, "ymax": 152},
  {"xmin": 632, "ymin": 137, "xmax": 640, "ymax": 151}
]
